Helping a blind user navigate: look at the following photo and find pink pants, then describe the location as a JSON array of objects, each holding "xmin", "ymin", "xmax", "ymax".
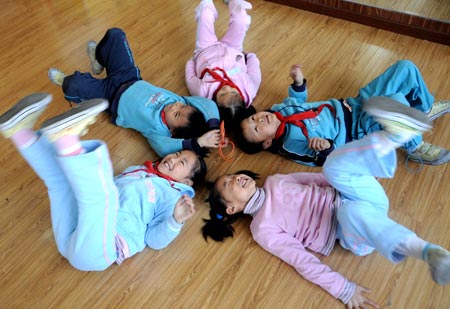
[{"xmin": 195, "ymin": 0, "xmax": 251, "ymax": 53}]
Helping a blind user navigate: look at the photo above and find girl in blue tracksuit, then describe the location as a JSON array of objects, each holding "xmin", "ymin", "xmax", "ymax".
[
  {"xmin": 236, "ymin": 60, "xmax": 449, "ymax": 166},
  {"xmin": 49, "ymin": 28, "xmax": 221, "ymax": 157},
  {"xmin": 0, "ymin": 94, "xmax": 207, "ymax": 271}
]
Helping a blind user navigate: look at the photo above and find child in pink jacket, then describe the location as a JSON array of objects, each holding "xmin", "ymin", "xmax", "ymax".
[{"xmin": 185, "ymin": 0, "xmax": 261, "ymax": 125}]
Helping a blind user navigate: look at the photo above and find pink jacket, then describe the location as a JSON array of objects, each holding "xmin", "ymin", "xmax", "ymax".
[
  {"xmin": 250, "ymin": 173, "xmax": 355, "ymax": 303},
  {"xmin": 185, "ymin": 43, "xmax": 261, "ymax": 107}
]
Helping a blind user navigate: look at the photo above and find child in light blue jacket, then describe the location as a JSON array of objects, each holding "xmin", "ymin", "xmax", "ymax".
[
  {"xmin": 0, "ymin": 93, "xmax": 207, "ymax": 271},
  {"xmin": 49, "ymin": 28, "xmax": 222, "ymax": 157}
]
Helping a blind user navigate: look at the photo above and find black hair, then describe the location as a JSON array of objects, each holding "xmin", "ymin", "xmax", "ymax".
[
  {"xmin": 220, "ymin": 105, "xmax": 256, "ymax": 134},
  {"xmin": 172, "ymin": 107, "xmax": 209, "ymax": 139},
  {"xmin": 217, "ymin": 91, "xmax": 244, "ymax": 110},
  {"xmin": 233, "ymin": 127, "xmax": 265, "ymax": 156},
  {"xmin": 201, "ymin": 170, "xmax": 259, "ymax": 242},
  {"xmin": 190, "ymin": 153, "xmax": 208, "ymax": 189}
]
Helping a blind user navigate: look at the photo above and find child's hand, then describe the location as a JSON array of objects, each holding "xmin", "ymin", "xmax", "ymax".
[
  {"xmin": 308, "ymin": 137, "xmax": 331, "ymax": 151},
  {"xmin": 290, "ymin": 64, "xmax": 304, "ymax": 86},
  {"xmin": 198, "ymin": 129, "xmax": 221, "ymax": 148},
  {"xmin": 173, "ymin": 195, "xmax": 196, "ymax": 224},
  {"xmin": 346, "ymin": 284, "xmax": 379, "ymax": 308}
]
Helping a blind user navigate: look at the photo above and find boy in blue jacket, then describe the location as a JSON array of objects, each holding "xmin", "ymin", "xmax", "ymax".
[
  {"xmin": 235, "ymin": 60, "xmax": 450, "ymax": 166},
  {"xmin": 0, "ymin": 93, "xmax": 207, "ymax": 271},
  {"xmin": 48, "ymin": 28, "xmax": 222, "ymax": 157}
]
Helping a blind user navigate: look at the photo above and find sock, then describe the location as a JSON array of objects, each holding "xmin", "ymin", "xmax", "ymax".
[
  {"xmin": 11, "ymin": 129, "xmax": 38, "ymax": 149},
  {"xmin": 395, "ymin": 235, "xmax": 428, "ymax": 260},
  {"xmin": 53, "ymin": 135, "xmax": 85, "ymax": 156}
]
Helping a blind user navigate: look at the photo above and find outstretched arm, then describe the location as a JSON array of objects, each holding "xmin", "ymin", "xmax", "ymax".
[
  {"xmin": 185, "ymin": 59, "xmax": 204, "ymax": 97},
  {"xmin": 288, "ymin": 64, "xmax": 308, "ymax": 102},
  {"xmin": 245, "ymin": 53, "xmax": 262, "ymax": 105},
  {"xmin": 253, "ymin": 226, "xmax": 356, "ymax": 304}
]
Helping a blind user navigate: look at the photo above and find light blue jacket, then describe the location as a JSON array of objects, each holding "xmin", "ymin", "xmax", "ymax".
[{"xmin": 114, "ymin": 165, "xmax": 195, "ymax": 256}]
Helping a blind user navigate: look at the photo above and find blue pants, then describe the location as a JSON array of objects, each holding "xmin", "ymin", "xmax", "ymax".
[
  {"xmin": 348, "ymin": 59, "xmax": 434, "ymax": 152},
  {"xmin": 323, "ymin": 132, "xmax": 416, "ymax": 263},
  {"xmin": 20, "ymin": 137, "xmax": 119, "ymax": 271},
  {"xmin": 62, "ymin": 28, "xmax": 141, "ymax": 106}
]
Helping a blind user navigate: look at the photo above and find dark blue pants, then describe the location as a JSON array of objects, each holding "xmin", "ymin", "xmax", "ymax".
[{"xmin": 62, "ymin": 28, "xmax": 141, "ymax": 114}]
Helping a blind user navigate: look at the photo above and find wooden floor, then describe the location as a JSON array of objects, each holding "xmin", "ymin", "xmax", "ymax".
[
  {"xmin": 0, "ymin": 0, "xmax": 449, "ymax": 308},
  {"xmin": 354, "ymin": 0, "xmax": 450, "ymax": 21}
]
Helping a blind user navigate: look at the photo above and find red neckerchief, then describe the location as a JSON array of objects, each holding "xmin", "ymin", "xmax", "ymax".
[
  {"xmin": 161, "ymin": 110, "xmax": 167, "ymax": 125},
  {"xmin": 200, "ymin": 67, "xmax": 245, "ymax": 103},
  {"xmin": 274, "ymin": 104, "xmax": 336, "ymax": 140},
  {"xmin": 123, "ymin": 161, "xmax": 178, "ymax": 189}
]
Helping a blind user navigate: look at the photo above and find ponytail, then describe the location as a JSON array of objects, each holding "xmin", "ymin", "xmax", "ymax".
[{"xmin": 201, "ymin": 209, "xmax": 245, "ymax": 242}]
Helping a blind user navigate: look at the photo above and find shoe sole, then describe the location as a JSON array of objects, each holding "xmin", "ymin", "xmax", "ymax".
[
  {"xmin": 0, "ymin": 93, "xmax": 53, "ymax": 130},
  {"xmin": 364, "ymin": 96, "xmax": 432, "ymax": 132},
  {"xmin": 429, "ymin": 109, "xmax": 450, "ymax": 121},
  {"xmin": 40, "ymin": 98, "xmax": 108, "ymax": 135}
]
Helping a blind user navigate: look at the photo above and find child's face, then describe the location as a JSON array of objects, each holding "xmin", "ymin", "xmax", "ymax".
[
  {"xmin": 157, "ymin": 150, "xmax": 198, "ymax": 186},
  {"xmin": 241, "ymin": 112, "xmax": 281, "ymax": 148},
  {"xmin": 216, "ymin": 85, "xmax": 241, "ymax": 108},
  {"xmin": 164, "ymin": 102, "xmax": 194, "ymax": 132},
  {"xmin": 215, "ymin": 173, "xmax": 257, "ymax": 214}
]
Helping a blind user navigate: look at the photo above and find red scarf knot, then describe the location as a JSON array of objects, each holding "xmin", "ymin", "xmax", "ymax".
[
  {"xmin": 274, "ymin": 104, "xmax": 336, "ymax": 140},
  {"xmin": 200, "ymin": 67, "xmax": 245, "ymax": 103}
]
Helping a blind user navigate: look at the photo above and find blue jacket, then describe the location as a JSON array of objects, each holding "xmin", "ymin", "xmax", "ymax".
[
  {"xmin": 116, "ymin": 80, "xmax": 220, "ymax": 157},
  {"xmin": 270, "ymin": 84, "xmax": 347, "ymax": 167}
]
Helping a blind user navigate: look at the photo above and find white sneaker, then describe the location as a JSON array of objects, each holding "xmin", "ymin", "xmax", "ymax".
[
  {"xmin": 86, "ymin": 41, "xmax": 104, "ymax": 75},
  {"xmin": 48, "ymin": 68, "xmax": 66, "ymax": 87},
  {"xmin": 363, "ymin": 96, "xmax": 432, "ymax": 144},
  {"xmin": 424, "ymin": 245, "xmax": 450, "ymax": 286},
  {"xmin": 428, "ymin": 100, "xmax": 450, "ymax": 121},
  {"xmin": 40, "ymin": 98, "xmax": 108, "ymax": 141},
  {"xmin": 0, "ymin": 93, "xmax": 52, "ymax": 138}
]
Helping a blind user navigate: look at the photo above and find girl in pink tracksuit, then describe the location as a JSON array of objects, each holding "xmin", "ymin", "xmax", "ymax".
[
  {"xmin": 185, "ymin": 0, "xmax": 261, "ymax": 125},
  {"xmin": 201, "ymin": 98, "xmax": 450, "ymax": 307}
]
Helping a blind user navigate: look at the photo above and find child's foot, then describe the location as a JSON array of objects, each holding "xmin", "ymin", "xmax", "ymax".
[
  {"xmin": 407, "ymin": 142, "xmax": 450, "ymax": 165},
  {"xmin": 229, "ymin": 0, "xmax": 252, "ymax": 12},
  {"xmin": 40, "ymin": 98, "xmax": 108, "ymax": 142},
  {"xmin": 0, "ymin": 93, "xmax": 52, "ymax": 138},
  {"xmin": 428, "ymin": 100, "xmax": 450, "ymax": 121},
  {"xmin": 364, "ymin": 96, "xmax": 432, "ymax": 142},
  {"xmin": 86, "ymin": 41, "xmax": 104, "ymax": 75},
  {"xmin": 196, "ymin": 0, "xmax": 217, "ymax": 21},
  {"xmin": 424, "ymin": 245, "xmax": 450, "ymax": 286},
  {"xmin": 48, "ymin": 68, "xmax": 66, "ymax": 87}
]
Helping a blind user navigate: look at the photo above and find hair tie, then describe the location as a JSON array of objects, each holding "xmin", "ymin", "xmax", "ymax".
[{"xmin": 216, "ymin": 213, "xmax": 223, "ymax": 220}]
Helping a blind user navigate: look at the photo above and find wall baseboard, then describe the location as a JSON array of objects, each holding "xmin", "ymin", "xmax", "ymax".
[{"xmin": 266, "ymin": 0, "xmax": 450, "ymax": 46}]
